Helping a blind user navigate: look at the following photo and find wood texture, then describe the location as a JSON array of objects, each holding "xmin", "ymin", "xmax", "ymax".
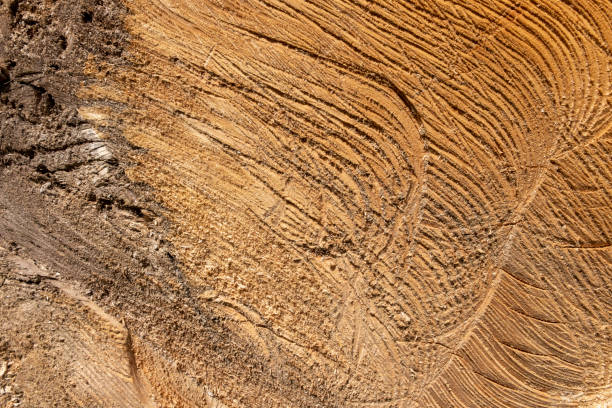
[
  {"xmin": 76, "ymin": 0, "xmax": 612, "ymax": 406},
  {"xmin": 2, "ymin": 0, "xmax": 611, "ymax": 406}
]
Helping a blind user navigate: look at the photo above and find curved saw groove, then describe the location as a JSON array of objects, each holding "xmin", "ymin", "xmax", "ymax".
[{"xmin": 79, "ymin": 0, "xmax": 612, "ymax": 406}]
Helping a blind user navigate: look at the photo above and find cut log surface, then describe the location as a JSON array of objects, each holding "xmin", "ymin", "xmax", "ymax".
[{"xmin": 1, "ymin": 0, "xmax": 611, "ymax": 407}]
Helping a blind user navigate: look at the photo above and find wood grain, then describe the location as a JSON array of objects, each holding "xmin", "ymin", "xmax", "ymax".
[{"xmin": 78, "ymin": 0, "xmax": 612, "ymax": 406}]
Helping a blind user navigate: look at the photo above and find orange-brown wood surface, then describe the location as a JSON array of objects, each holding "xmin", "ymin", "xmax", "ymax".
[{"xmin": 1, "ymin": 0, "xmax": 610, "ymax": 406}]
